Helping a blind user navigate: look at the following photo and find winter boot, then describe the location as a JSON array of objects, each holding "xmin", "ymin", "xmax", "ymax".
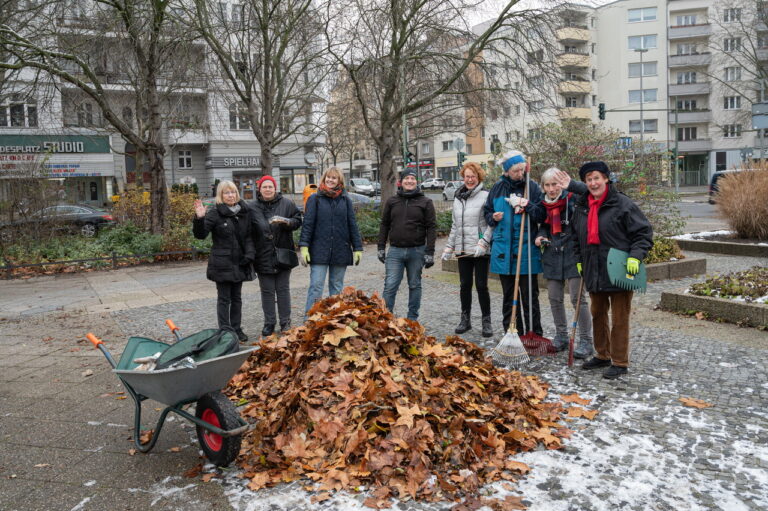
[
  {"xmin": 573, "ymin": 338, "xmax": 594, "ymax": 359},
  {"xmin": 280, "ymin": 319, "xmax": 291, "ymax": 332},
  {"xmin": 582, "ymin": 357, "xmax": 611, "ymax": 370},
  {"xmin": 261, "ymin": 324, "xmax": 275, "ymax": 337},
  {"xmin": 481, "ymin": 315, "xmax": 493, "ymax": 338},
  {"xmin": 552, "ymin": 334, "xmax": 569, "ymax": 352},
  {"xmin": 455, "ymin": 311, "xmax": 472, "ymax": 334},
  {"xmin": 603, "ymin": 365, "xmax": 628, "ymax": 380},
  {"xmin": 236, "ymin": 329, "xmax": 249, "ymax": 343}
]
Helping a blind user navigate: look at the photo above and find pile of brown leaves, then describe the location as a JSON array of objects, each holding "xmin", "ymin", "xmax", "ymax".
[{"xmin": 226, "ymin": 288, "xmax": 576, "ymax": 509}]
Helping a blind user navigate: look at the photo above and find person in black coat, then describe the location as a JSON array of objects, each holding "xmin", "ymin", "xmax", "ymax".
[
  {"xmin": 249, "ymin": 175, "xmax": 302, "ymax": 336},
  {"xmin": 193, "ymin": 180, "xmax": 255, "ymax": 342},
  {"xmin": 299, "ymin": 167, "xmax": 363, "ymax": 315},
  {"xmin": 571, "ymin": 161, "xmax": 653, "ymax": 379}
]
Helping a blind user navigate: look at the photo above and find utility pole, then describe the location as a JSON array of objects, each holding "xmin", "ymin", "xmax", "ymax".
[
  {"xmin": 635, "ymin": 47, "xmax": 648, "ymax": 175},
  {"xmin": 674, "ymin": 95, "xmax": 679, "ymax": 193}
]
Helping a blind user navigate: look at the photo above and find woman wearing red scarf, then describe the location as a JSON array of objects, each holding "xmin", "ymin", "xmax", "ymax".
[
  {"xmin": 570, "ymin": 162, "xmax": 653, "ymax": 379},
  {"xmin": 535, "ymin": 168, "xmax": 592, "ymax": 359}
]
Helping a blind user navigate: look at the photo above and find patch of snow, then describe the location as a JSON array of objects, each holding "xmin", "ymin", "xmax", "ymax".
[
  {"xmin": 129, "ymin": 476, "xmax": 197, "ymax": 507},
  {"xmin": 719, "ymin": 362, "xmax": 738, "ymax": 368},
  {"xmin": 83, "ymin": 480, "xmax": 96, "ymax": 487},
  {"xmin": 672, "ymin": 230, "xmax": 733, "ymax": 241},
  {"xmin": 86, "ymin": 421, "xmax": 102, "ymax": 426},
  {"xmin": 69, "ymin": 497, "xmax": 92, "ymax": 511}
]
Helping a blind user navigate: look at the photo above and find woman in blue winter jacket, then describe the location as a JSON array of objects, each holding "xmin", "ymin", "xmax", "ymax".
[{"xmin": 299, "ymin": 167, "xmax": 363, "ymax": 315}]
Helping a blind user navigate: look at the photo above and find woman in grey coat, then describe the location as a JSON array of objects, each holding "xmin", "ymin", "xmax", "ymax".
[
  {"xmin": 535, "ymin": 168, "xmax": 592, "ymax": 358},
  {"xmin": 441, "ymin": 162, "xmax": 494, "ymax": 337}
]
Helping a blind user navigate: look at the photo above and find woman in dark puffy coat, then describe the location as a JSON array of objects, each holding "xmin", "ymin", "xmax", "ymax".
[
  {"xmin": 193, "ymin": 180, "xmax": 255, "ymax": 342},
  {"xmin": 250, "ymin": 175, "xmax": 302, "ymax": 337},
  {"xmin": 299, "ymin": 167, "xmax": 363, "ymax": 315}
]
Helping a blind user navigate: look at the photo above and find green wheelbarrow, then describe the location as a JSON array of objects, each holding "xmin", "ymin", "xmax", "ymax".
[{"xmin": 86, "ymin": 320, "xmax": 255, "ymax": 466}]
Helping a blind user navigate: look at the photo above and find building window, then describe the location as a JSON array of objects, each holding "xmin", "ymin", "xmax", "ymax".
[
  {"xmin": 592, "ymin": 94, "xmax": 597, "ymax": 106},
  {"xmin": 677, "ymin": 71, "xmax": 697, "ymax": 84},
  {"xmin": 526, "ymin": 49, "xmax": 543, "ymax": 64},
  {"xmin": 628, "ymin": 62, "xmax": 657, "ymax": 77},
  {"xmin": 724, "ymin": 67, "xmax": 742, "ymax": 82},
  {"xmin": 442, "ymin": 140, "xmax": 454, "ymax": 151},
  {"xmin": 229, "ymin": 103, "xmax": 250, "ymax": 130},
  {"xmin": 675, "ymin": 15, "xmax": 697, "ymax": 26},
  {"xmin": 515, "ymin": 105, "xmax": 521, "ymax": 115},
  {"xmin": 591, "ymin": 43, "xmax": 596, "ymax": 54},
  {"xmin": 217, "ymin": 2, "xmax": 228, "ymax": 21},
  {"xmin": 723, "ymin": 8, "xmax": 741, "ymax": 22},
  {"xmin": 514, "ymin": 130, "xmax": 520, "ymax": 139},
  {"xmin": 628, "ymin": 7, "xmax": 657, "ymax": 22},
  {"xmin": 629, "ymin": 119, "xmax": 658, "ymax": 133},
  {"xmin": 724, "ymin": 37, "xmax": 742, "ymax": 51},
  {"xmin": 503, "ymin": 106, "xmax": 511, "ymax": 116},
  {"xmin": 527, "ymin": 100, "xmax": 544, "ymax": 112},
  {"xmin": 565, "ymin": 96, "xmax": 579, "ymax": 107},
  {"xmin": 676, "ymin": 99, "xmax": 697, "ymax": 111},
  {"xmin": 76, "ymin": 102, "xmax": 98, "ymax": 127},
  {"xmin": 480, "ymin": 127, "xmax": 485, "ymax": 138},
  {"xmin": 528, "ymin": 129, "xmax": 542, "ymax": 141},
  {"xmin": 676, "ymin": 43, "xmax": 698, "ymax": 55},
  {"xmin": 628, "ymin": 34, "xmax": 657, "ymax": 50},
  {"xmin": 723, "ymin": 124, "xmax": 742, "ymax": 138},
  {"xmin": 421, "ymin": 142, "xmax": 429, "ymax": 154},
  {"xmin": 178, "ymin": 150, "xmax": 192, "ymax": 169},
  {"xmin": 677, "ymin": 127, "xmax": 698, "ymax": 141},
  {"xmin": 592, "ymin": 68, "xmax": 597, "ymax": 80},
  {"xmin": 466, "ymin": 143, "xmax": 472, "ymax": 154},
  {"xmin": 505, "ymin": 132, "xmax": 512, "ymax": 142},
  {"xmin": 0, "ymin": 100, "xmax": 37, "ymax": 128},
  {"xmin": 230, "ymin": 3, "xmax": 243, "ymax": 24},
  {"xmin": 629, "ymin": 89, "xmax": 657, "ymax": 103},
  {"xmin": 758, "ymin": 33, "xmax": 768, "ymax": 49},
  {"xmin": 490, "ymin": 109, "xmax": 498, "ymax": 121},
  {"xmin": 723, "ymin": 96, "xmax": 741, "ymax": 110}
]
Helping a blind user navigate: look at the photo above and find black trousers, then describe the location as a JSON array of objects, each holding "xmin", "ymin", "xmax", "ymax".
[
  {"xmin": 257, "ymin": 270, "xmax": 292, "ymax": 326},
  {"xmin": 499, "ymin": 273, "xmax": 542, "ymax": 335},
  {"xmin": 457, "ymin": 256, "xmax": 491, "ymax": 316},
  {"xmin": 215, "ymin": 281, "xmax": 243, "ymax": 332}
]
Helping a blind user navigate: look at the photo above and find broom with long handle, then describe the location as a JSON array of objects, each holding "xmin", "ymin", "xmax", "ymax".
[
  {"xmin": 567, "ymin": 277, "xmax": 586, "ymax": 367},
  {"xmin": 490, "ymin": 204, "xmax": 530, "ymax": 369}
]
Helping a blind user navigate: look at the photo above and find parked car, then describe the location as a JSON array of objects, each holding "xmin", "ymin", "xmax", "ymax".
[
  {"xmin": 371, "ymin": 181, "xmax": 381, "ymax": 196},
  {"xmin": 348, "ymin": 178, "xmax": 376, "ymax": 197},
  {"xmin": 0, "ymin": 204, "xmax": 114, "ymax": 238},
  {"xmin": 421, "ymin": 178, "xmax": 446, "ymax": 190},
  {"xmin": 442, "ymin": 181, "xmax": 463, "ymax": 201},
  {"xmin": 708, "ymin": 169, "xmax": 743, "ymax": 204}
]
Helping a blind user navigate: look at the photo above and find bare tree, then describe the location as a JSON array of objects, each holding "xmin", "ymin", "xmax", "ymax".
[
  {"xmin": 324, "ymin": 0, "xmax": 560, "ymax": 203},
  {"xmin": 189, "ymin": 0, "xmax": 330, "ymax": 176},
  {"xmin": 0, "ymin": 0, "xmax": 203, "ymax": 233}
]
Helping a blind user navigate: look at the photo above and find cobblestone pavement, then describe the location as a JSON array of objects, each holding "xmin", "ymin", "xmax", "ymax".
[{"xmin": 1, "ymin": 242, "xmax": 766, "ymax": 510}]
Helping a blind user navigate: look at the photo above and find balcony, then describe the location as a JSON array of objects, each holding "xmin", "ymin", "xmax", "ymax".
[
  {"xmin": 168, "ymin": 121, "xmax": 209, "ymax": 145},
  {"xmin": 758, "ymin": 48, "xmax": 768, "ymax": 61},
  {"xmin": 677, "ymin": 138, "xmax": 711, "ymax": 152},
  {"xmin": 671, "ymin": 110, "xmax": 711, "ymax": 123},
  {"xmin": 558, "ymin": 80, "xmax": 591, "ymax": 94},
  {"xmin": 668, "ymin": 23, "xmax": 711, "ymax": 39},
  {"xmin": 556, "ymin": 52, "xmax": 590, "ymax": 68},
  {"xmin": 556, "ymin": 26, "xmax": 590, "ymax": 43},
  {"xmin": 668, "ymin": 81, "xmax": 710, "ymax": 96},
  {"xmin": 668, "ymin": 52, "xmax": 712, "ymax": 67},
  {"xmin": 558, "ymin": 107, "xmax": 591, "ymax": 120}
]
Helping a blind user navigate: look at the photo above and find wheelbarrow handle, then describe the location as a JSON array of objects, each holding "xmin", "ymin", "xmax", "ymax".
[
  {"xmin": 165, "ymin": 319, "xmax": 182, "ymax": 342},
  {"xmin": 86, "ymin": 332, "xmax": 104, "ymax": 347},
  {"xmin": 85, "ymin": 332, "xmax": 117, "ymax": 368}
]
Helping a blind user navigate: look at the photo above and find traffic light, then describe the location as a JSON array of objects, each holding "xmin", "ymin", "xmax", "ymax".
[
  {"xmin": 405, "ymin": 152, "xmax": 415, "ymax": 165},
  {"xmin": 457, "ymin": 151, "xmax": 466, "ymax": 167},
  {"xmin": 598, "ymin": 103, "xmax": 606, "ymax": 120}
]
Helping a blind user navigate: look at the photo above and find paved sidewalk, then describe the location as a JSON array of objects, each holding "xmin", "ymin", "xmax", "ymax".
[{"xmin": 1, "ymin": 241, "xmax": 766, "ymax": 510}]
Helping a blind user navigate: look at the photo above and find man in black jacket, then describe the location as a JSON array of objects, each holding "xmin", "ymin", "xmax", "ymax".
[{"xmin": 377, "ymin": 169, "xmax": 437, "ymax": 321}]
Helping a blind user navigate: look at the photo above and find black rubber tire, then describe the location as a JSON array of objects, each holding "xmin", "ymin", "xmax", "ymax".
[
  {"xmin": 81, "ymin": 223, "xmax": 97, "ymax": 237},
  {"xmin": 195, "ymin": 392, "xmax": 242, "ymax": 466}
]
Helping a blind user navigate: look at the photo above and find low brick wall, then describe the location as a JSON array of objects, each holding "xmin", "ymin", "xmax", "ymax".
[
  {"xmin": 676, "ymin": 239, "xmax": 768, "ymax": 258},
  {"xmin": 441, "ymin": 257, "xmax": 706, "ymax": 283},
  {"xmin": 660, "ymin": 291, "xmax": 768, "ymax": 328}
]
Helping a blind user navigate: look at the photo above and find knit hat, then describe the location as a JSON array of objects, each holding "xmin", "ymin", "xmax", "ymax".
[
  {"xmin": 497, "ymin": 150, "xmax": 526, "ymax": 173},
  {"xmin": 400, "ymin": 168, "xmax": 417, "ymax": 180},
  {"xmin": 579, "ymin": 161, "xmax": 610, "ymax": 181},
  {"xmin": 257, "ymin": 175, "xmax": 277, "ymax": 189}
]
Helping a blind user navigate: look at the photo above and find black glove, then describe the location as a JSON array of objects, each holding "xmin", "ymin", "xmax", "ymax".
[
  {"xmin": 423, "ymin": 254, "xmax": 434, "ymax": 269},
  {"xmin": 377, "ymin": 249, "xmax": 386, "ymax": 263}
]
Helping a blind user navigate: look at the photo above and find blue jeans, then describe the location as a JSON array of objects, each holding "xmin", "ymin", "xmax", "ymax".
[
  {"xmin": 305, "ymin": 264, "xmax": 347, "ymax": 313},
  {"xmin": 383, "ymin": 245, "xmax": 425, "ymax": 321}
]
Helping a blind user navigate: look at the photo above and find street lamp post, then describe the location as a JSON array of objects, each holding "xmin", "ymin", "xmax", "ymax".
[{"xmin": 635, "ymin": 47, "xmax": 649, "ymax": 175}]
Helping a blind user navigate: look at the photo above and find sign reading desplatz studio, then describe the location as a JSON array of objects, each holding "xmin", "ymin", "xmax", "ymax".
[
  {"xmin": 205, "ymin": 155, "xmax": 281, "ymax": 169},
  {"xmin": 0, "ymin": 135, "xmax": 111, "ymax": 154}
]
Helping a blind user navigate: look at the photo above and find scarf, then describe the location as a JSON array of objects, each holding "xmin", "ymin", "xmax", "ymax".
[
  {"xmin": 455, "ymin": 185, "xmax": 474, "ymax": 201},
  {"xmin": 543, "ymin": 193, "xmax": 570, "ymax": 235},
  {"xmin": 587, "ymin": 184, "xmax": 609, "ymax": 245},
  {"xmin": 227, "ymin": 203, "xmax": 241, "ymax": 215},
  {"xmin": 319, "ymin": 181, "xmax": 343, "ymax": 199}
]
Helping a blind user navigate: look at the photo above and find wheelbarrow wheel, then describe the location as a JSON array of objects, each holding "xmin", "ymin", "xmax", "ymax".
[{"xmin": 195, "ymin": 391, "xmax": 242, "ymax": 467}]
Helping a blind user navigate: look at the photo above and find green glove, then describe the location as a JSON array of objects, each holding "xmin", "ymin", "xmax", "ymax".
[
  {"xmin": 576, "ymin": 262, "xmax": 582, "ymax": 275},
  {"xmin": 300, "ymin": 246, "xmax": 311, "ymax": 264},
  {"xmin": 353, "ymin": 251, "xmax": 362, "ymax": 265},
  {"xmin": 626, "ymin": 257, "xmax": 640, "ymax": 275}
]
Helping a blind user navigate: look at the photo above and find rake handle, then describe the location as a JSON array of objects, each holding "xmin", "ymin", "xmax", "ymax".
[
  {"xmin": 568, "ymin": 277, "xmax": 586, "ymax": 367},
  {"xmin": 507, "ymin": 178, "xmax": 530, "ymax": 335}
]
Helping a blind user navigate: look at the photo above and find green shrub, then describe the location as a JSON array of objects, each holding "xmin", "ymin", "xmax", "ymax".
[
  {"xmin": 96, "ymin": 222, "xmax": 164, "ymax": 255},
  {"xmin": 645, "ymin": 237, "xmax": 684, "ymax": 264},
  {"xmin": 717, "ymin": 167, "xmax": 768, "ymax": 240},
  {"xmin": 689, "ymin": 266, "xmax": 768, "ymax": 303}
]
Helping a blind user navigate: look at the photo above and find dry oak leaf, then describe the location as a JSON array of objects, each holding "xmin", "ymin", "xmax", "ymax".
[
  {"xmin": 566, "ymin": 407, "xmax": 599, "ymax": 420},
  {"xmin": 201, "ymin": 473, "xmax": 216, "ymax": 483},
  {"xmin": 504, "ymin": 460, "xmax": 531, "ymax": 475},
  {"xmin": 183, "ymin": 464, "xmax": 203, "ymax": 478},
  {"xmin": 560, "ymin": 393, "xmax": 591, "ymax": 406},
  {"xmin": 679, "ymin": 397, "xmax": 713, "ymax": 409},
  {"xmin": 247, "ymin": 472, "xmax": 271, "ymax": 491},
  {"xmin": 322, "ymin": 326, "xmax": 359, "ymax": 346},
  {"xmin": 139, "ymin": 429, "xmax": 154, "ymax": 445},
  {"xmin": 363, "ymin": 497, "xmax": 393, "ymax": 509},
  {"xmin": 394, "ymin": 404, "xmax": 423, "ymax": 429},
  {"xmin": 310, "ymin": 492, "xmax": 332, "ymax": 504}
]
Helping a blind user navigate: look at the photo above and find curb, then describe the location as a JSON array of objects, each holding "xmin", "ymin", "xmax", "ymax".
[
  {"xmin": 441, "ymin": 257, "xmax": 707, "ymax": 283},
  {"xmin": 676, "ymin": 239, "xmax": 768, "ymax": 258},
  {"xmin": 660, "ymin": 291, "xmax": 768, "ymax": 328}
]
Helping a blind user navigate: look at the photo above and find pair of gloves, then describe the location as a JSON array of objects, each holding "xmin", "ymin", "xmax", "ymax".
[
  {"xmin": 300, "ymin": 247, "xmax": 362, "ymax": 266},
  {"xmin": 505, "ymin": 194, "xmax": 528, "ymax": 214},
  {"xmin": 575, "ymin": 258, "xmax": 640, "ymax": 276},
  {"xmin": 268, "ymin": 216, "xmax": 291, "ymax": 227},
  {"xmin": 378, "ymin": 249, "xmax": 434, "ymax": 269},
  {"xmin": 441, "ymin": 237, "xmax": 489, "ymax": 260}
]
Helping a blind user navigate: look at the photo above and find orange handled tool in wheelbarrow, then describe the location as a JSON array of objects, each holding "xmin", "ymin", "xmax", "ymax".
[{"xmin": 85, "ymin": 320, "xmax": 254, "ymax": 466}]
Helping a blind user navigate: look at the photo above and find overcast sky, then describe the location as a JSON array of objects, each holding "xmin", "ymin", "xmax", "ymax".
[{"xmin": 467, "ymin": 0, "xmax": 616, "ymax": 25}]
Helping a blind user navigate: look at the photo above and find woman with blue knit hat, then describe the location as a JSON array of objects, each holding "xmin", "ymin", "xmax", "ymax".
[
  {"xmin": 483, "ymin": 150, "xmax": 546, "ymax": 336},
  {"xmin": 569, "ymin": 161, "xmax": 653, "ymax": 379}
]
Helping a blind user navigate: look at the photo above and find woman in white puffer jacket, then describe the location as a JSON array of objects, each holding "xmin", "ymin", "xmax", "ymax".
[{"xmin": 442, "ymin": 162, "xmax": 494, "ymax": 337}]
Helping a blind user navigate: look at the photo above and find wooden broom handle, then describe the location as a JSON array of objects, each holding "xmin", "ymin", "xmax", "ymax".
[{"xmin": 508, "ymin": 179, "xmax": 530, "ymax": 334}]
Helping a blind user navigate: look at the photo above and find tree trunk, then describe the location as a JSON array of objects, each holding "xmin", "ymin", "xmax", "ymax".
[
  {"xmin": 378, "ymin": 126, "xmax": 399, "ymax": 204},
  {"xmin": 260, "ymin": 142, "xmax": 273, "ymax": 177},
  {"xmin": 148, "ymin": 146, "xmax": 169, "ymax": 234}
]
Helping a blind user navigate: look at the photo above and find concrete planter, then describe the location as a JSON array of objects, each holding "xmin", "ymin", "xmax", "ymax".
[
  {"xmin": 441, "ymin": 257, "xmax": 706, "ymax": 283},
  {"xmin": 660, "ymin": 291, "xmax": 768, "ymax": 328},
  {"xmin": 676, "ymin": 239, "xmax": 768, "ymax": 258}
]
